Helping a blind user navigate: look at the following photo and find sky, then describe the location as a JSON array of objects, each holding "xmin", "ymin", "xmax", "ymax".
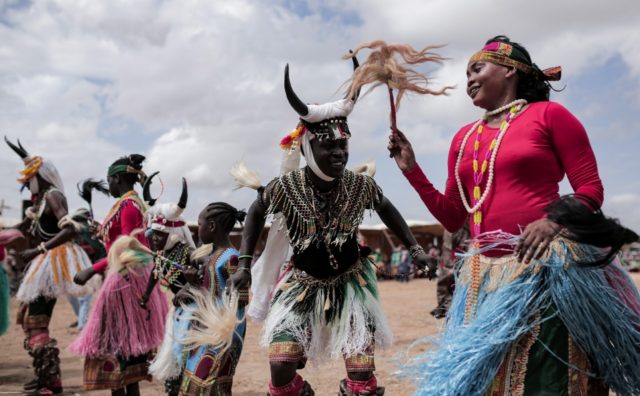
[{"xmin": 0, "ymin": 0, "xmax": 639, "ymax": 232}]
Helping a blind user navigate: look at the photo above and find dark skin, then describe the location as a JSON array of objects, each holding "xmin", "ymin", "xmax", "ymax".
[
  {"xmin": 139, "ymin": 230, "xmax": 169, "ymax": 308},
  {"xmin": 231, "ymin": 136, "xmax": 434, "ymax": 386},
  {"xmin": 388, "ymin": 60, "xmax": 560, "ymax": 264},
  {"xmin": 171, "ymin": 209, "xmax": 236, "ymax": 306},
  {"xmin": 74, "ymin": 172, "xmax": 138, "ymax": 285},
  {"xmin": 12, "ymin": 174, "xmax": 77, "ymax": 342},
  {"xmin": 18, "ymin": 174, "xmax": 77, "ymax": 262}
]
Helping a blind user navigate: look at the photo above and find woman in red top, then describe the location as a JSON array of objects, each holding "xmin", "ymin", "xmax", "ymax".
[
  {"xmin": 71, "ymin": 155, "xmax": 168, "ymax": 396},
  {"xmin": 389, "ymin": 36, "xmax": 640, "ymax": 395}
]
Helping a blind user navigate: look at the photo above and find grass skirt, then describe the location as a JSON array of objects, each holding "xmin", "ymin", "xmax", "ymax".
[
  {"xmin": 17, "ymin": 242, "xmax": 98, "ymax": 303},
  {"xmin": 69, "ymin": 263, "xmax": 169, "ymax": 359},
  {"xmin": 262, "ymin": 257, "xmax": 392, "ymax": 363},
  {"xmin": 403, "ymin": 237, "xmax": 640, "ymax": 396}
]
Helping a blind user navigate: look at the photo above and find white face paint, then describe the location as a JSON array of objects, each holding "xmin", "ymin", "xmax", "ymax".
[
  {"xmin": 29, "ymin": 177, "xmax": 39, "ymax": 194},
  {"xmin": 302, "ymin": 133, "xmax": 335, "ymax": 182}
]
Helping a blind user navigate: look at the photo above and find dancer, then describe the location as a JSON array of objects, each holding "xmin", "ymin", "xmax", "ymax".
[
  {"xmin": 431, "ymin": 223, "xmax": 469, "ymax": 318},
  {"xmin": 70, "ymin": 155, "xmax": 168, "ymax": 396},
  {"xmin": 231, "ymin": 61, "xmax": 434, "ymax": 396},
  {"xmin": 5, "ymin": 137, "xmax": 96, "ymax": 395},
  {"xmin": 170, "ymin": 202, "xmax": 248, "ymax": 395},
  {"xmin": 389, "ymin": 35, "xmax": 640, "ymax": 395},
  {"xmin": 142, "ymin": 176, "xmax": 195, "ymax": 395}
]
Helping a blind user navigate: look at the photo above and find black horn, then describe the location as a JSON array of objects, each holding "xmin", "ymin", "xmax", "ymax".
[
  {"xmin": 178, "ymin": 178, "xmax": 188, "ymax": 209},
  {"xmin": 284, "ymin": 64, "xmax": 309, "ymax": 117},
  {"xmin": 142, "ymin": 171, "xmax": 160, "ymax": 206},
  {"xmin": 349, "ymin": 49, "xmax": 361, "ymax": 102},
  {"xmin": 350, "ymin": 49, "xmax": 359, "ymax": 70},
  {"xmin": 5, "ymin": 136, "xmax": 28, "ymax": 159}
]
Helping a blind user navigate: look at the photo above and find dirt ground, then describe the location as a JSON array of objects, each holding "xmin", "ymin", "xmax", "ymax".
[
  {"xmin": 0, "ymin": 278, "xmax": 440, "ymax": 395},
  {"xmin": 2, "ymin": 274, "xmax": 634, "ymax": 395}
]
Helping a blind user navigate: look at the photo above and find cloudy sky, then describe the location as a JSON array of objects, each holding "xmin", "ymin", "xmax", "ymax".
[{"xmin": 1, "ymin": 0, "xmax": 639, "ymax": 232}]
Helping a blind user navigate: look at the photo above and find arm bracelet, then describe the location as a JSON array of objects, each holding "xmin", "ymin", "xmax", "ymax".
[
  {"xmin": 409, "ymin": 244, "xmax": 425, "ymax": 259},
  {"xmin": 38, "ymin": 242, "xmax": 48, "ymax": 254}
]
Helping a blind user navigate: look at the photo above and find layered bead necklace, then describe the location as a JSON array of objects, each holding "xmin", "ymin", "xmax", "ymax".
[
  {"xmin": 454, "ymin": 99, "xmax": 527, "ymax": 236},
  {"xmin": 455, "ymin": 99, "xmax": 526, "ymax": 324}
]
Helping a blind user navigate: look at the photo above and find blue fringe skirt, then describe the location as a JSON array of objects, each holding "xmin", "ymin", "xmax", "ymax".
[{"xmin": 404, "ymin": 237, "xmax": 640, "ymax": 396}]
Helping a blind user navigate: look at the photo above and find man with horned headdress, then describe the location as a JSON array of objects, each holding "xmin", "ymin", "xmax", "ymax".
[
  {"xmin": 230, "ymin": 58, "xmax": 435, "ymax": 396},
  {"xmin": 4, "ymin": 137, "xmax": 97, "ymax": 395}
]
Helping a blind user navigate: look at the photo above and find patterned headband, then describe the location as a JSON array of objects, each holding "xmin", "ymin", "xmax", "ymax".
[
  {"xmin": 107, "ymin": 164, "xmax": 147, "ymax": 184},
  {"xmin": 469, "ymin": 41, "xmax": 562, "ymax": 81},
  {"xmin": 280, "ymin": 118, "xmax": 350, "ymax": 151}
]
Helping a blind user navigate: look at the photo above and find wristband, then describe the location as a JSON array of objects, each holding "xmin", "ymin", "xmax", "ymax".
[
  {"xmin": 38, "ymin": 242, "xmax": 48, "ymax": 254},
  {"xmin": 409, "ymin": 244, "xmax": 425, "ymax": 259}
]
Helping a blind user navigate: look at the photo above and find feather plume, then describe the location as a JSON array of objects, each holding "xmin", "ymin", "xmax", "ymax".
[
  {"xmin": 350, "ymin": 160, "xmax": 377, "ymax": 177},
  {"xmin": 177, "ymin": 286, "xmax": 243, "ymax": 354},
  {"xmin": 77, "ymin": 179, "xmax": 109, "ymax": 206},
  {"xmin": 107, "ymin": 235, "xmax": 154, "ymax": 275},
  {"xmin": 190, "ymin": 243, "xmax": 214, "ymax": 262},
  {"xmin": 229, "ymin": 161, "xmax": 262, "ymax": 191},
  {"xmin": 344, "ymin": 40, "xmax": 454, "ymax": 109}
]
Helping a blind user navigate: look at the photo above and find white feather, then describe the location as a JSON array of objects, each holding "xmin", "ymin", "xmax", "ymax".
[
  {"xmin": 229, "ymin": 161, "xmax": 262, "ymax": 190},
  {"xmin": 350, "ymin": 160, "xmax": 377, "ymax": 177},
  {"xmin": 177, "ymin": 286, "xmax": 243, "ymax": 354}
]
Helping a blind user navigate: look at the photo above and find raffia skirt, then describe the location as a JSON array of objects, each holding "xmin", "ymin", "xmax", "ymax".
[
  {"xmin": 17, "ymin": 242, "xmax": 98, "ymax": 303},
  {"xmin": 262, "ymin": 257, "xmax": 393, "ymax": 363},
  {"xmin": 404, "ymin": 237, "xmax": 640, "ymax": 396}
]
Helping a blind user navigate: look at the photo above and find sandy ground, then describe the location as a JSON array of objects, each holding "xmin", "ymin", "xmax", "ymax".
[
  {"xmin": 0, "ymin": 278, "xmax": 439, "ymax": 395},
  {"xmin": 2, "ymin": 274, "xmax": 635, "ymax": 395}
]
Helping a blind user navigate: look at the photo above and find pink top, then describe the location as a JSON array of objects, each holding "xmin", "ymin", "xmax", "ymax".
[
  {"xmin": 93, "ymin": 193, "xmax": 148, "ymax": 273},
  {"xmin": 404, "ymin": 101, "xmax": 603, "ymax": 238}
]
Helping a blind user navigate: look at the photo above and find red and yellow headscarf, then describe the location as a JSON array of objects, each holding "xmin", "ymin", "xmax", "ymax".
[
  {"xmin": 469, "ymin": 41, "xmax": 562, "ymax": 81},
  {"xmin": 18, "ymin": 156, "xmax": 43, "ymax": 184}
]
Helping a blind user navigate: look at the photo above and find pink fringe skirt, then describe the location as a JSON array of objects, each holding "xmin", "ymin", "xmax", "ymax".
[{"xmin": 70, "ymin": 264, "xmax": 169, "ymax": 359}]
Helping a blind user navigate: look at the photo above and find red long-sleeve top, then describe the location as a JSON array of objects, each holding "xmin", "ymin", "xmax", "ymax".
[
  {"xmin": 404, "ymin": 101, "xmax": 603, "ymax": 238},
  {"xmin": 92, "ymin": 192, "xmax": 148, "ymax": 273}
]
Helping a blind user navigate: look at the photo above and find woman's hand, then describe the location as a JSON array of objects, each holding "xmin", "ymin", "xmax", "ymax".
[
  {"xmin": 387, "ymin": 128, "xmax": 417, "ymax": 172},
  {"xmin": 516, "ymin": 218, "xmax": 562, "ymax": 264}
]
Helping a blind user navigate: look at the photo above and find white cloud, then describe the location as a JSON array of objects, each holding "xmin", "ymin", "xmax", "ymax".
[{"xmin": 0, "ymin": 0, "xmax": 639, "ymax": 231}]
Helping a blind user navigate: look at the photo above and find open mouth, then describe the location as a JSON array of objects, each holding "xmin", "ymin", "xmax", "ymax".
[{"xmin": 469, "ymin": 86, "xmax": 480, "ymax": 98}]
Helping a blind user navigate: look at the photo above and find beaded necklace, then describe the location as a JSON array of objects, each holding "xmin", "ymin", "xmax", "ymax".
[
  {"xmin": 454, "ymin": 99, "xmax": 526, "ymax": 324},
  {"xmin": 454, "ymin": 99, "xmax": 527, "ymax": 235},
  {"xmin": 154, "ymin": 242, "xmax": 190, "ymax": 289}
]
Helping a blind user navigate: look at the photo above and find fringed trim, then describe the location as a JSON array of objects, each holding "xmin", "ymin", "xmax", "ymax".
[
  {"xmin": 266, "ymin": 169, "xmax": 381, "ymax": 252},
  {"xmin": 262, "ymin": 258, "xmax": 391, "ymax": 363},
  {"xmin": 457, "ymin": 252, "xmax": 542, "ymax": 293}
]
